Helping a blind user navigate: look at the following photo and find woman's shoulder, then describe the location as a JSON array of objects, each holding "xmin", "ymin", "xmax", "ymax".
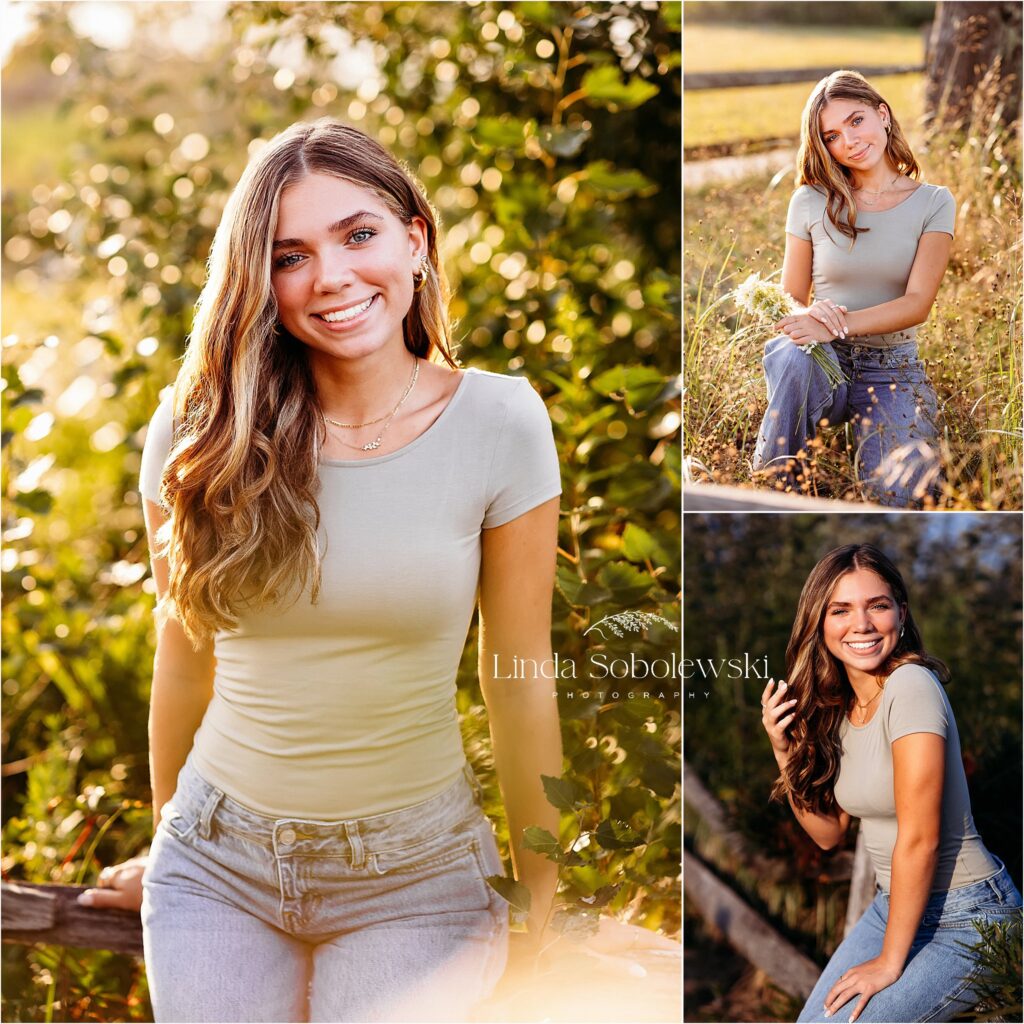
[
  {"xmin": 461, "ymin": 367, "xmax": 546, "ymax": 417},
  {"xmin": 139, "ymin": 388, "xmax": 176, "ymax": 503},
  {"xmin": 881, "ymin": 662, "xmax": 947, "ymax": 713},
  {"xmin": 791, "ymin": 183, "xmax": 827, "ymax": 206}
]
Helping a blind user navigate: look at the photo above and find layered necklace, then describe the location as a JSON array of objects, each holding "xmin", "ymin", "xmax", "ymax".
[
  {"xmin": 322, "ymin": 356, "xmax": 420, "ymax": 452},
  {"xmin": 853, "ymin": 172, "xmax": 902, "ymax": 208},
  {"xmin": 851, "ymin": 684, "xmax": 883, "ymax": 724}
]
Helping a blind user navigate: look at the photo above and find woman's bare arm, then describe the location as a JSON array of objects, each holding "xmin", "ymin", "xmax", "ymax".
[
  {"xmin": 762, "ymin": 679, "xmax": 850, "ymax": 850},
  {"xmin": 778, "ymin": 232, "xmax": 953, "ymax": 342},
  {"xmin": 78, "ymin": 497, "xmax": 215, "ymax": 911},
  {"xmin": 478, "ymin": 496, "xmax": 563, "ymax": 942},
  {"xmin": 878, "ymin": 732, "xmax": 943, "ymax": 968}
]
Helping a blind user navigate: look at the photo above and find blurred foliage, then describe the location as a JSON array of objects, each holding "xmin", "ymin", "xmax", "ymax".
[
  {"xmin": 1, "ymin": 2, "xmax": 681, "ymax": 1020},
  {"xmin": 683, "ymin": 1, "xmax": 936, "ymax": 28},
  {"xmin": 683, "ymin": 513, "xmax": 1022, "ymax": 1019}
]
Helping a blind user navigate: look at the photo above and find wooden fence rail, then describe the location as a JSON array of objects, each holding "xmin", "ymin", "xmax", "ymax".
[
  {"xmin": 684, "ymin": 64, "xmax": 925, "ymax": 91},
  {"xmin": 1, "ymin": 881, "xmax": 142, "ymax": 956}
]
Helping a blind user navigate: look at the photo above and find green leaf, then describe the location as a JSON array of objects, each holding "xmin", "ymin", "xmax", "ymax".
[
  {"xmin": 661, "ymin": 2, "xmax": 682, "ymax": 32},
  {"xmin": 539, "ymin": 125, "xmax": 590, "ymax": 159},
  {"xmin": 590, "ymin": 365, "xmax": 665, "ymax": 406},
  {"xmin": 521, "ymin": 826, "xmax": 565, "ymax": 862},
  {"xmin": 16, "ymin": 489, "xmax": 54, "ymax": 514},
  {"xmin": 595, "ymin": 818, "xmax": 644, "ymax": 850},
  {"xmin": 551, "ymin": 905, "xmax": 601, "ymax": 940},
  {"xmin": 541, "ymin": 773, "xmax": 586, "ymax": 811},
  {"xmin": 556, "ymin": 565, "xmax": 612, "ymax": 607},
  {"xmin": 474, "ymin": 116, "xmax": 529, "ymax": 150},
  {"xmin": 517, "ymin": 1, "xmax": 555, "ymax": 25},
  {"xmin": 582, "ymin": 65, "xmax": 659, "ymax": 110},
  {"xmin": 486, "ymin": 875, "xmax": 532, "ymax": 922},
  {"xmin": 584, "ymin": 161, "xmax": 658, "ymax": 199},
  {"xmin": 596, "ymin": 561, "xmax": 654, "ymax": 606},
  {"xmin": 578, "ymin": 883, "xmax": 621, "ymax": 908},
  {"xmin": 621, "ymin": 523, "xmax": 660, "ymax": 564},
  {"xmin": 641, "ymin": 757, "xmax": 680, "ymax": 798}
]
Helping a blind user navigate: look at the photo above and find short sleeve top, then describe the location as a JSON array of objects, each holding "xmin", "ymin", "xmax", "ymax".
[
  {"xmin": 834, "ymin": 663, "xmax": 997, "ymax": 892},
  {"xmin": 139, "ymin": 367, "xmax": 562, "ymax": 819},
  {"xmin": 785, "ymin": 183, "xmax": 955, "ymax": 346}
]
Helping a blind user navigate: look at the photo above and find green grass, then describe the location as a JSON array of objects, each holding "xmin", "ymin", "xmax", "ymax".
[{"xmin": 684, "ymin": 24, "xmax": 924, "ymax": 148}]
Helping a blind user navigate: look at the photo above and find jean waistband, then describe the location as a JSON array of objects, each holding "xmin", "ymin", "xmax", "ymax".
[
  {"xmin": 165, "ymin": 752, "xmax": 486, "ymax": 856},
  {"xmin": 877, "ymin": 857, "xmax": 1020, "ymax": 909},
  {"xmin": 840, "ymin": 328, "xmax": 917, "ymax": 350}
]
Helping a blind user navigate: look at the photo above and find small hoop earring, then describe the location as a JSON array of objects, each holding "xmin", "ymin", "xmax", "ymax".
[
  {"xmin": 412, "ymin": 253, "xmax": 430, "ymax": 293},
  {"xmin": 899, "ymin": 624, "xmax": 905, "ymax": 639}
]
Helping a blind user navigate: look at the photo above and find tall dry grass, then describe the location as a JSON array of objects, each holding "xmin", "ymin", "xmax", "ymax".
[{"xmin": 684, "ymin": 75, "xmax": 1022, "ymax": 509}]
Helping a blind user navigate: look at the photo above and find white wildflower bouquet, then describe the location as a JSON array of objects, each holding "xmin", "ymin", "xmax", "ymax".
[{"xmin": 734, "ymin": 273, "xmax": 847, "ymax": 388}]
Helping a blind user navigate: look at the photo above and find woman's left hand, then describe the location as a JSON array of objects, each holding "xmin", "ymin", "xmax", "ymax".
[
  {"xmin": 823, "ymin": 956, "xmax": 902, "ymax": 1021},
  {"xmin": 775, "ymin": 313, "xmax": 835, "ymax": 346}
]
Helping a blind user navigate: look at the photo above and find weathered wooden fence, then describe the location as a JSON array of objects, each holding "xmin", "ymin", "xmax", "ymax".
[
  {"xmin": 1, "ymin": 880, "xmax": 143, "ymax": 955},
  {"xmin": 683, "ymin": 482, "xmax": 876, "ymax": 512},
  {"xmin": 684, "ymin": 761, "xmax": 876, "ymax": 1000},
  {"xmin": 684, "ymin": 63, "xmax": 925, "ymax": 91}
]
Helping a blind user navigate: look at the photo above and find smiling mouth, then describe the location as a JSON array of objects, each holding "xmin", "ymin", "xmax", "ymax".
[
  {"xmin": 313, "ymin": 295, "xmax": 378, "ymax": 323},
  {"xmin": 844, "ymin": 638, "xmax": 883, "ymax": 653},
  {"xmin": 849, "ymin": 145, "xmax": 871, "ymax": 161}
]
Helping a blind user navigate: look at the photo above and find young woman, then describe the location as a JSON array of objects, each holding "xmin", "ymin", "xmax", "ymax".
[
  {"xmin": 76, "ymin": 119, "xmax": 564, "ymax": 1022},
  {"xmin": 761, "ymin": 544, "xmax": 1021, "ymax": 1023},
  {"xmin": 752, "ymin": 71, "xmax": 955, "ymax": 507}
]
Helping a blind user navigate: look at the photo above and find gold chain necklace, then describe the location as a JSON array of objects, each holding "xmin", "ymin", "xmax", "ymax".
[
  {"xmin": 323, "ymin": 357, "xmax": 419, "ymax": 452},
  {"xmin": 855, "ymin": 173, "xmax": 901, "ymax": 207},
  {"xmin": 852, "ymin": 686, "xmax": 882, "ymax": 723}
]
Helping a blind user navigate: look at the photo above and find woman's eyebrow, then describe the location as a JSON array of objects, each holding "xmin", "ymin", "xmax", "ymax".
[
  {"xmin": 272, "ymin": 210, "xmax": 384, "ymax": 251},
  {"xmin": 821, "ymin": 109, "xmax": 865, "ymax": 136},
  {"xmin": 827, "ymin": 595, "xmax": 892, "ymax": 607}
]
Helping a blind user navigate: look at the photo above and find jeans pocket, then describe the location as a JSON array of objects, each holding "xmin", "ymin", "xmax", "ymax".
[
  {"xmin": 158, "ymin": 798, "xmax": 199, "ymax": 842},
  {"xmin": 371, "ymin": 819, "xmax": 484, "ymax": 876}
]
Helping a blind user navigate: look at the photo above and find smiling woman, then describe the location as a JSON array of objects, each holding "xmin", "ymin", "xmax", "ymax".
[
  {"xmin": 751, "ymin": 70, "xmax": 955, "ymax": 507},
  {"xmin": 74, "ymin": 118, "xmax": 565, "ymax": 1023},
  {"xmin": 761, "ymin": 544, "xmax": 1020, "ymax": 1023}
]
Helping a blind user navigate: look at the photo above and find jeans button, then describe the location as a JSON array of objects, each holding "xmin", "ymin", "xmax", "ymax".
[{"xmin": 279, "ymin": 827, "xmax": 297, "ymax": 845}]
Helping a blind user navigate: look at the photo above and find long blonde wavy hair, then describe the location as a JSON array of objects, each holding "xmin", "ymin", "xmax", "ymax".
[
  {"xmin": 770, "ymin": 544, "xmax": 949, "ymax": 816},
  {"xmin": 156, "ymin": 119, "xmax": 456, "ymax": 647},
  {"xmin": 796, "ymin": 70, "xmax": 922, "ymax": 244}
]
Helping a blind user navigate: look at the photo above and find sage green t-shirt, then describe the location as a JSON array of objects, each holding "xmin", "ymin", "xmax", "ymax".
[
  {"xmin": 786, "ymin": 182, "xmax": 956, "ymax": 348},
  {"xmin": 834, "ymin": 663, "xmax": 997, "ymax": 892},
  {"xmin": 139, "ymin": 368, "xmax": 562, "ymax": 819}
]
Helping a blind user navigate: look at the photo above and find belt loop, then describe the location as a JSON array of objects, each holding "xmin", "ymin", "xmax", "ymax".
[
  {"xmin": 986, "ymin": 874, "xmax": 1005, "ymax": 903},
  {"xmin": 463, "ymin": 762, "xmax": 485, "ymax": 806},
  {"xmin": 344, "ymin": 821, "xmax": 366, "ymax": 870},
  {"xmin": 198, "ymin": 787, "xmax": 224, "ymax": 840}
]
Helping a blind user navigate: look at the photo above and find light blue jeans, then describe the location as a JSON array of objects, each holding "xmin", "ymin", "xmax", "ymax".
[
  {"xmin": 141, "ymin": 754, "xmax": 509, "ymax": 1022},
  {"xmin": 797, "ymin": 859, "xmax": 1023, "ymax": 1023},
  {"xmin": 753, "ymin": 334, "xmax": 940, "ymax": 507}
]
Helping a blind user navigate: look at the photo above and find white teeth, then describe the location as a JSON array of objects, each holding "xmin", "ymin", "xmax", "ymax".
[
  {"xmin": 321, "ymin": 297, "xmax": 373, "ymax": 323},
  {"xmin": 847, "ymin": 640, "xmax": 880, "ymax": 650}
]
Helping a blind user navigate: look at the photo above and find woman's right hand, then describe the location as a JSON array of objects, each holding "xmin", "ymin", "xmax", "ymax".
[
  {"xmin": 804, "ymin": 299, "xmax": 849, "ymax": 337},
  {"xmin": 761, "ymin": 679, "xmax": 798, "ymax": 758},
  {"xmin": 76, "ymin": 855, "xmax": 147, "ymax": 913}
]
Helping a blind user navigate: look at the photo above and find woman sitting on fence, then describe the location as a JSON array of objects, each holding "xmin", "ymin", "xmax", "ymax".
[
  {"xmin": 76, "ymin": 118, "xmax": 564, "ymax": 1022},
  {"xmin": 752, "ymin": 70, "xmax": 954, "ymax": 507},
  {"xmin": 761, "ymin": 543, "xmax": 1021, "ymax": 1023}
]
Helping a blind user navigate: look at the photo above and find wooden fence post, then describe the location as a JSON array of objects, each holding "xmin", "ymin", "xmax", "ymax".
[{"xmin": 844, "ymin": 829, "xmax": 877, "ymax": 937}]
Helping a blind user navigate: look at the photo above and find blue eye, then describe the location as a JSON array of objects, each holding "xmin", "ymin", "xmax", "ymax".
[
  {"xmin": 274, "ymin": 253, "xmax": 303, "ymax": 269},
  {"xmin": 350, "ymin": 227, "xmax": 377, "ymax": 244}
]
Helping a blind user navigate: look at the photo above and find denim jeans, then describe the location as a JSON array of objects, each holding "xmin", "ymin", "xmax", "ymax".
[
  {"xmin": 141, "ymin": 753, "xmax": 509, "ymax": 1023},
  {"xmin": 753, "ymin": 334, "xmax": 940, "ymax": 507},
  {"xmin": 797, "ymin": 859, "xmax": 1023, "ymax": 1023}
]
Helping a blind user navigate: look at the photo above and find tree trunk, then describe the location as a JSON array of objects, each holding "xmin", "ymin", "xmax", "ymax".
[{"xmin": 925, "ymin": 1, "xmax": 1022, "ymax": 130}]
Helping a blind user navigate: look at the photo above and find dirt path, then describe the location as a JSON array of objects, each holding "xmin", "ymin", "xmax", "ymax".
[{"xmin": 684, "ymin": 148, "xmax": 796, "ymax": 190}]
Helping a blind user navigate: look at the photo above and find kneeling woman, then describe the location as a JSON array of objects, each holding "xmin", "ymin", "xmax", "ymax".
[
  {"xmin": 753, "ymin": 70, "xmax": 954, "ymax": 507},
  {"xmin": 761, "ymin": 544, "xmax": 1020, "ymax": 1023}
]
